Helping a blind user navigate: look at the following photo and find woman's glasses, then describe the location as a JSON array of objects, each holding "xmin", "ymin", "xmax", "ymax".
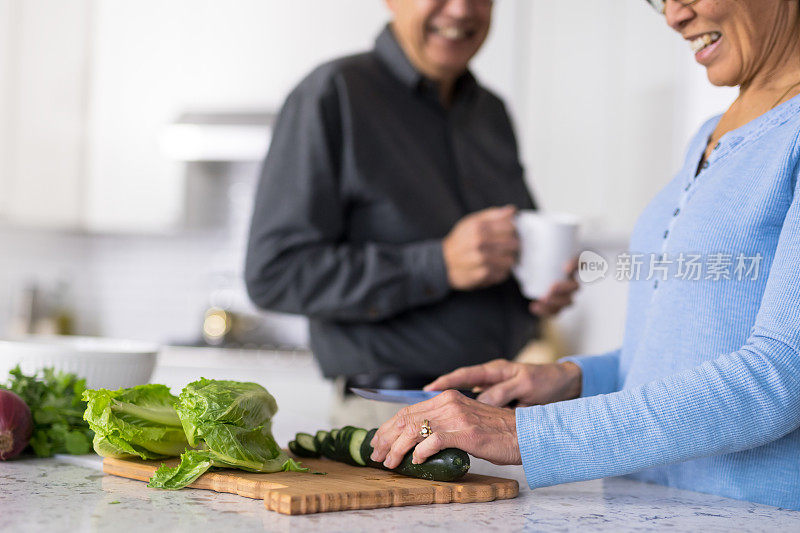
[
  {"xmin": 432, "ymin": 0, "xmax": 493, "ymax": 7},
  {"xmin": 646, "ymin": 0, "xmax": 702, "ymax": 15}
]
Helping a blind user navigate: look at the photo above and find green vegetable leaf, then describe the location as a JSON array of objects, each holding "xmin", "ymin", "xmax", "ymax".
[
  {"xmin": 283, "ymin": 458, "xmax": 309, "ymax": 472},
  {"xmin": 64, "ymin": 430, "xmax": 92, "ymax": 455},
  {"xmin": 83, "ymin": 384, "xmax": 189, "ymax": 460},
  {"xmin": 3, "ymin": 365, "xmax": 93, "ymax": 457},
  {"xmin": 29, "ymin": 431, "xmax": 52, "ymax": 457},
  {"xmin": 147, "ymin": 450, "xmax": 215, "ymax": 490},
  {"xmin": 175, "ymin": 378, "xmax": 278, "ymax": 447},
  {"xmin": 91, "ymin": 433, "xmax": 140, "ymax": 458}
]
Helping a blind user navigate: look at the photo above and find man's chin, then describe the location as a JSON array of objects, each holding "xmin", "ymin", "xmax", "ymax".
[
  {"xmin": 426, "ymin": 57, "xmax": 472, "ymax": 78},
  {"xmin": 423, "ymin": 41, "xmax": 477, "ymax": 68}
]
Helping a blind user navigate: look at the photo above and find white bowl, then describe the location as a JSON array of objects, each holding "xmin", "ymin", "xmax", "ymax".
[{"xmin": 0, "ymin": 335, "xmax": 159, "ymax": 390}]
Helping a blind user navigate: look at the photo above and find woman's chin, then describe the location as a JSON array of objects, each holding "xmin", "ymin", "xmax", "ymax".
[{"xmin": 704, "ymin": 67, "xmax": 740, "ymax": 88}]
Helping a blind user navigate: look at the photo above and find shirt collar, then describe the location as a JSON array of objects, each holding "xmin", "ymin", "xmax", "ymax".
[{"xmin": 373, "ymin": 24, "xmax": 478, "ymax": 101}]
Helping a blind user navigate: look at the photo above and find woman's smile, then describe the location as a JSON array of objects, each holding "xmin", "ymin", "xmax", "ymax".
[
  {"xmin": 667, "ymin": 0, "xmax": 800, "ymax": 88},
  {"xmin": 688, "ymin": 31, "xmax": 722, "ymax": 65}
]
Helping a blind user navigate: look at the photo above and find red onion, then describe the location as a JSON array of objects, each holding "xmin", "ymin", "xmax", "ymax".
[{"xmin": 0, "ymin": 389, "xmax": 33, "ymax": 460}]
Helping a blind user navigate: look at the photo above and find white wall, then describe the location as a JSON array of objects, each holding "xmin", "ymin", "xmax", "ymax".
[
  {"xmin": 469, "ymin": 0, "xmax": 526, "ymax": 111},
  {"xmin": 0, "ymin": 0, "xmax": 13, "ymax": 219},
  {"xmin": 516, "ymin": 0, "xmax": 736, "ymax": 238}
]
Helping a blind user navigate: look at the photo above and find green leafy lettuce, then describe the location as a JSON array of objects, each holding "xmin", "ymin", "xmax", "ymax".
[
  {"xmin": 82, "ymin": 384, "xmax": 189, "ymax": 460},
  {"xmin": 147, "ymin": 378, "xmax": 305, "ymax": 490},
  {"xmin": 2, "ymin": 366, "xmax": 93, "ymax": 456}
]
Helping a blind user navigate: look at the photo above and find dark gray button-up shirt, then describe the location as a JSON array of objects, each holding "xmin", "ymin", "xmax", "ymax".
[{"xmin": 246, "ymin": 26, "xmax": 537, "ymax": 378}]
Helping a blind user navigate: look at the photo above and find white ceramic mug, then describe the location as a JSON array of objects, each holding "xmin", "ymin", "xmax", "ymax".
[{"xmin": 512, "ymin": 211, "xmax": 580, "ymax": 299}]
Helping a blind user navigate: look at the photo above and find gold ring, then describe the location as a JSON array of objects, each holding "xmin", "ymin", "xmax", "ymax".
[{"xmin": 420, "ymin": 419, "xmax": 432, "ymax": 439}]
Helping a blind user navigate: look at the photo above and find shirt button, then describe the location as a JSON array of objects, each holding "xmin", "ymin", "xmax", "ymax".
[
  {"xmin": 663, "ymin": 230, "xmax": 669, "ymax": 239},
  {"xmin": 673, "ymin": 208, "xmax": 680, "ymax": 217},
  {"xmin": 684, "ymin": 183, "xmax": 691, "ymax": 192},
  {"xmin": 654, "ymin": 280, "xmax": 659, "ymax": 289},
  {"xmin": 701, "ymin": 160, "xmax": 710, "ymax": 169}
]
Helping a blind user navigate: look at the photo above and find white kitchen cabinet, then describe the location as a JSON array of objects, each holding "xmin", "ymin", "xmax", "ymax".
[
  {"xmin": 0, "ymin": 0, "xmax": 392, "ymax": 234},
  {"xmin": 83, "ymin": 0, "xmax": 388, "ymax": 233},
  {"xmin": 1, "ymin": 0, "xmax": 91, "ymax": 229},
  {"xmin": 0, "ymin": 0, "xmax": 187, "ymax": 234}
]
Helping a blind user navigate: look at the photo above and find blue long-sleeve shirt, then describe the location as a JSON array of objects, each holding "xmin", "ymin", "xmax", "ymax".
[{"xmin": 517, "ymin": 93, "xmax": 800, "ymax": 510}]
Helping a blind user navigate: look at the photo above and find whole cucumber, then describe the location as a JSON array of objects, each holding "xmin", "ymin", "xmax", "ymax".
[{"xmin": 360, "ymin": 428, "xmax": 470, "ymax": 482}]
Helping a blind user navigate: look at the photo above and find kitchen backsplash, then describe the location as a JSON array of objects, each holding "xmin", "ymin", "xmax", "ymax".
[
  {"xmin": 0, "ymin": 224, "xmax": 309, "ymax": 346},
  {"xmin": 1, "ymin": 220, "xmax": 629, "ymax": 358}
]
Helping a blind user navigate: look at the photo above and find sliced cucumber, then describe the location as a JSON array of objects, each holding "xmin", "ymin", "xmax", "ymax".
[
  {"xmin": 289, "ymin": 441, "xmax": 319, "ymax": 457},
  {"xmin": 335, "ymin": 426, "xmax": 357, "ymax": 464},
  {"xmin": 349, "ymin": 428, "xmax": 368, "ymax": 466},
  {"xmin": 314, "ymin": 430, "xmax": 329, "ymax": 450},
  {"xmin": 295, "ymin": 432, "xmax": 319, "ymax": 455},
  {"xmin": 320, "ymin": 433, "xmax": 338, "ymax": 460}
]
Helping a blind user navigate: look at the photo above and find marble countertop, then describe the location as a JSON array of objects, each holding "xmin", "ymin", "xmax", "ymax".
[{"xmin": 2, "ymin": 454, "xmax": 798, "ymax": 532}]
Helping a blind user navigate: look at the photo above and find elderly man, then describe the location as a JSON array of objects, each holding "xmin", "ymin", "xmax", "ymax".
[{"xmin": 245, "ymin": 0, "xmax": 577, "ymax": 426}]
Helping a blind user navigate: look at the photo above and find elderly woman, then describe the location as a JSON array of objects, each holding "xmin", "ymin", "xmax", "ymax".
[{"xmin": 369, "ymin": 0, "xmax": 800, "ymax": 509}]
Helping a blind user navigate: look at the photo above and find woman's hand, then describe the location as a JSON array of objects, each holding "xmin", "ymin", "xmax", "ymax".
[
  {"xmin": 370, "ymin": 390, "xmax": 521, "ymax": 468},
  {"xmin": 424, "ymin": 358, "xmax": 582, "ymax": 407}
]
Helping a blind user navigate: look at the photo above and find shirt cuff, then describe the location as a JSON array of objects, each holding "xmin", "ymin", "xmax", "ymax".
[
  {"xmin": 516, "ymin": 404, "xmax": 562, "ymax": 489},
  {"xmin": 560, "ymin": 350, "xmax": 620, "ymax": 397},
  {"xmin": 401, "ymin": 239, "xmax": 451, "ymax": 308},
  {"xmin": 515, "ymin": 398, "xmax": 596, "ymax": 489}
]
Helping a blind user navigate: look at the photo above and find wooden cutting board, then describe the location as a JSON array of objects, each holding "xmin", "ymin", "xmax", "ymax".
[{"xmin": 103, "ymin": 454, "xmax": 519, "ymax": 515}]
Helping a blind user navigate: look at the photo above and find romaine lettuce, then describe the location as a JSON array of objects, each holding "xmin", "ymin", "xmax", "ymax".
[
  {"xmin": 147, "ymin": 378, "xmax": 305, "ymax": 490},
  {"xmin": 82, "ymin": 384, "xmax": 189, "ymax": 460}
]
